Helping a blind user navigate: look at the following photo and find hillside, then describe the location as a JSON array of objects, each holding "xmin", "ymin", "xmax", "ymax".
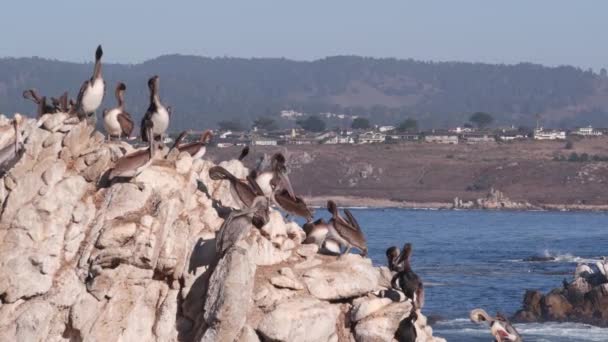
[
  {"xmin": 207, "ymin": 138, "xmax": 608, "ymax": 209},
  {"xmin": 1, "ymin": 55, "xmax": 608, "ymax": 130}
]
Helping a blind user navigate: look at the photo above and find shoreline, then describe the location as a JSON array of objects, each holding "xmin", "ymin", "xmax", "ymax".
[{"xmin": 304, "ymin": 196, "xmax": 608, "ymax": 212}]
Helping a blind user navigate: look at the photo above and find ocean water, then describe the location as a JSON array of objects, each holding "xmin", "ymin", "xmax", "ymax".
[{"xmin": 305, "ymin": 209, "xmax": 608, "ymax": 341}]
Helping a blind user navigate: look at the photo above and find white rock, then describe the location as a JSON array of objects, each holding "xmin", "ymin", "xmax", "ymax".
[
  {"xmin": 257, "ymin": 297, "xmax": 340, "ymax": 342},
  {"xmin": 297, "ymin": 244, "xmax": 319, "ymax": 258},
  {"xmin": 303, "ymin": 255, "xmax": 379, "ymax": 300},
  {"xmin": 351, "ymin": 297, "xmax": 393, "ymax": 322},
  {"xmin": 175, "ymin": 152, "xmax": 193, "ymax": 174}
]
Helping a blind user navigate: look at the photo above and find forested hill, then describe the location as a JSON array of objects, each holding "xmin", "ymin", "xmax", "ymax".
[{"xmin": 1, "ymin": 55, "xmax": 608, "ymax": 130}]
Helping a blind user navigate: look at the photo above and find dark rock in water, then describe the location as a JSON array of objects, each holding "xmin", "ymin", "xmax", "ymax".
[
  {"xmin": 514, "ymin": 262, "xmax": 608, "ymax": 327},
  {"xmin": 426, "ymin": 314, "xmax": 444, "ymax": 325},
  {"xmin": 523, "ymin": 255, "xmax": 556, "ymax": 262}
]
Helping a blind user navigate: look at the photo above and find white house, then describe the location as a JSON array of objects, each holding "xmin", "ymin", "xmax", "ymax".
[
  {"xmin": 534, "ymin": 128, "xmax": 566, "ymax": 140},
  {"xmin": 378, "ymin": 125, "xmax": 395, "ymax": 132},
  {"xmin": 358, "ymin": 131, "xmax": 386, "ymax": 144},
  {"xmin": 424, "ymin": 133, "xmax": 459, "ymax": 144},
  {"xmin": 252, "ymin": 137, "xmax": 278, "ymax": 146},
  {"xmin": 571, "ymin": 126, "xmax": 602, "ymax": 136}
]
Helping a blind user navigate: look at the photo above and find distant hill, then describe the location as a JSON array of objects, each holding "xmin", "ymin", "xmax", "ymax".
[{"xmin": 1, "ymin": 55, "xmax": 608, "ymax": 130}]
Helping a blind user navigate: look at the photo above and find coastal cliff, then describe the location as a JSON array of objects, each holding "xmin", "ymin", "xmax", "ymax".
[{"xmin": 0, "ymin": 113, "xmax": 444, "ymax": 341}]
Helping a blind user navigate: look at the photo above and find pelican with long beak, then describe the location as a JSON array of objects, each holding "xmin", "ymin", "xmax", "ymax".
[
  {"xmin": 23, "ymin": 89, "xmax": 55, "ymax": 117},
  {"xmin": 103, "ymin": 83, "xmax": 134, "ymax": 140},
  {"xmin": 391, "ymin": 243, "xmax": 424, "ymax": 310},
  {"xmin": 270, "ymin": 178, "xmax": 313, "ymax": 221},
  {"xmin": 470, "ymin": 309, "xmax": 522, "ymax": 342},
  {"xmin": 326, "ymin": 200, "xmax": 367, "ymax": 257},
  {"xmin": 177, "ymin": 130, "xmax": 213, "ymax": 159},
  {"xmin": 140, "ymin": 75, "xmax": 170, "ymax": 142},
  {"xmin": 108, "ymin": 120, "xmax": 157, "ymax": 180},
  {"xmin": 0, "ymin": 114, "xmax": 25, "ymax": 177},
  {"xmin": 75, "ymin": 45, "xmax": 105, "ymax": 121},
  {"xmin": 209, "ymin": 166, "xmax": 262, "ymax": 209},
  {"xmin": 216, "ymin": 196, "xmax": 270, "ymax": 256},
  {"xmin": 251, "ymin": 153, "xmax": 295, "ymax": 199},
  {"xmin": 394, "ymin": 310, "xmax": 418, "ymax": 342}
]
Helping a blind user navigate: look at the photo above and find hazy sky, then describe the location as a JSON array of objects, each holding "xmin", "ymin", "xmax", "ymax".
[{"xmin": 2, "ymin": 0, "xmax": 606, "ymax": 69}]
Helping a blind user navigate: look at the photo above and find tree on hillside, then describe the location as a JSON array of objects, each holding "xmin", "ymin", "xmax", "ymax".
[
  {"xmin": 296, "ymin": 115, "xmax": 326, "ymax": 132},
  {"xmin": 397, "ymin": 118, "xmax": 418, "ymax": 132},
  {"xmin": 469, "ymin": 112, "xmax": 494, "ymax": 129},
  {"xmin": 252, "ymin": 116, "xmax": 278, "ymax": 131},
  {"xmin": 351, "ymin": 117, "xmax": 371, "ymax": 129},
  {"xmin": 217, "ymin": 119, "xmax": 243, "ymax": 131}
]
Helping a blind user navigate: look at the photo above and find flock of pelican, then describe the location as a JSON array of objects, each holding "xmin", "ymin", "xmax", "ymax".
[{"xmin": 2, "ymin": 45, "xmax": 522, "ymax": 341}]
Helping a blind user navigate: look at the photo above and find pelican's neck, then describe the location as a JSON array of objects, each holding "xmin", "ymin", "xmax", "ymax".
[
  {"xmin": 116, "ymin": 89, "xmax": 124, "ymax": 109},
  {"xmin": 92, "ymin": 59, "xmax": 102, "ymax": 81}
]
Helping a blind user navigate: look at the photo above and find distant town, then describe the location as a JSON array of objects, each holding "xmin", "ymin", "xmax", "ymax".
[{"xmin": 181, "ymin": 109, "xmax": 605, "ymax": 148}]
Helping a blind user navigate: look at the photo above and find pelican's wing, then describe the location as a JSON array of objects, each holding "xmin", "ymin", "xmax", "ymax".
[
  {"xmin": 117, "ymin": 112, "xmax": 135, "ymax": 137},
  {"xmin": 343, "ymin": 209, "xmax": 362, "ymax": 232}
]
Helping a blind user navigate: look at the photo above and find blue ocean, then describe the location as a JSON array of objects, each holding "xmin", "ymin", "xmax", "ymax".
[{"xmin": 306, "ymin": 209, "xmax": 608, "ymax": 341}]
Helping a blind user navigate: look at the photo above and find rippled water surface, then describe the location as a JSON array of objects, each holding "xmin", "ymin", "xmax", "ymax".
[{"xmin": 303, "ymin": 209, "xmax": 608, "ymax": 341}]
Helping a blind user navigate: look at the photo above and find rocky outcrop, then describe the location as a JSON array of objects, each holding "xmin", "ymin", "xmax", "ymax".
[
  {"xmin": 0, "ymin": 113, "xmax": 443, "ymax": 341},
  {"xmin": 454, "ymin": 188, "xmax": 536, "ymax": 210},
  {"xmin": 514, "ymin": 259, "xmax": 608, "ymax": 326}
]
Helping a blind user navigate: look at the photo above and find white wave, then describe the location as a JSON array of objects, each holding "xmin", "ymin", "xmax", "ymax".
[
  {"xmin": 516, "ymin": 322, "xmax": 608, "ymax": 341},
  {"xmin": 542, "ymin": 249, "xmax": 601, "ymax": 264},
  {"xmin": 435, "ymin": 319, "xmax": 608, "ymax": 341}
]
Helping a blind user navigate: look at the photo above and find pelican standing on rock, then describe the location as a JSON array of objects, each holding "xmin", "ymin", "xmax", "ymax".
[
  {"xmin": 23, "ymin": 89, "xmax": 54, "ymax": 117},
  {"xmin": 177, "ymin": 130, "xmax": 213, "ymax": 159},
  {"xmin": 270, "ymin": 180, "xmax": 313, "ymax": 221},
  {"xmin": 470, "ymin": 309, "xmax": 522, "ymax": 342},
  {"xmin": 75, "ymin": 45, "xmax": 105, "ymax": 122},
  {"xmin": 0, "ymin": 114, "xmax": 25, "ymax": 177},
  {"xmin": 391, "ymin": 243, "xmax": 424, "ymax": 310},
  {"xmin": 209, "ymin": 166, "xmax": 263, "ymax": 209},
  {"xmin": 108, "ymin": 120, "xmax": 157, "ymax": 180},
  {"xmin": 103, "ymin": 83, "xmax": 134, "ymax": 140},
  {"xmin": 251, "ymin": 153, "xmax": 294, "ymax": 198},
  {"xmin": 141, "ymin": 75, "xmax": 170, "ymax": 142},
  {"xmin": 326, "ymin": 200, "xmax": 367, "ymax": 257}
]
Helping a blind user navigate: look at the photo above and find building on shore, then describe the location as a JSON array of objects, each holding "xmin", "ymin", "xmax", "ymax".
[
  {"xmin": 461, "ymin": 132, "xmax": 496, "ymax": 144},
  {"xmin": 534, "ymin": 128, "xmax": 566, "ymax": 140},
  {"xmin": 571, "ymin": 126, "xmax": 602, "ymax": 137},
  {"xmin": 357, "ymin": 131, "xmax": 386, "ymax": 144},
  {"xmin": 424, "ymin": 131, "xmax": 459, "ymax": 144},
  {"xmin": 497, "ymin": 130, "xmax": 527, "ymax": 141}
]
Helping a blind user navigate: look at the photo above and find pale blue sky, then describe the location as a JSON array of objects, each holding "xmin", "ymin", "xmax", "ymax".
[{"xmin": 1, "ymin": 0, "xmax": 606, "ymax": 69}]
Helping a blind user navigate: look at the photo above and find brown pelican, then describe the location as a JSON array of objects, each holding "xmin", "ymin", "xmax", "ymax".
[
  {"xmin": 394, "ymin": 310, "xmax": 418, "ymax": 342},
  {"xmin": 75, "ymin": 45, "xmax": 105, "ymax": 121},
  {"xmin": 391, "ymin": 243, "xmax": 424, "ymax": 310},
  {"xmin": 177, "ymin": 130, "xmax": 213, "ymax": 159},
  {"xmin": 103, "ymin": 83, "xmax": 134, "ymax": 140},
  {"xmin": 326, "ymin": 200, "xmax": 367, "ymax": 257},
  {"xmin": 251, "ymin": 153, "xmax": 295, "ymax": 199},
  {"xmin": 386, "ymin": 246, "xmax": 401, "ymax": 271},
  {"xmin": 303, "ymin": 218, "xmax": 331, "ymax": 246},
  {"xmin": 209, "ymin": 166, "xmax": 261, "ymax": 209},
  {"xmin": 108, "ymin": 120, "xmax": 157, "ymax": 180},
  {"xmin": 0, "ymin": 115, "xmax": 25, "ymax": 177},
  {"xmin": 23, "ymin": 89, "xmax": 54, "ymax": 117},
  {"xmin": 470, "ymin": 309, "xmax": 522, "ymax": 342},
  {"xmin": 216, "ymin": 196, "xmax": 270, "ymax": 255},
  {"xmin": 50, "ymin": 92, "xmax": 70, "ymax": 113},
  {"xmin": 270, "ymin": 181, "xmax": 313, "ymax": 221},
  {"xmin": 140, "ymin": 75, "xmax": 170, "ymax": 142}
]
